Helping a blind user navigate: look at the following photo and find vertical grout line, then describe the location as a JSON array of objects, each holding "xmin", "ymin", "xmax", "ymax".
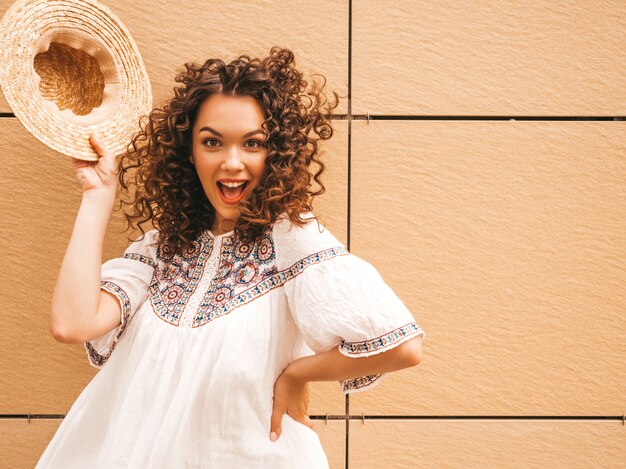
[
  {"xmin": 345, "ymin": 1, "xmax": 353, "ymax": 468},
  {"xmin": 346, "ymin": 10, "xmax": 352, "ymax": 252}
]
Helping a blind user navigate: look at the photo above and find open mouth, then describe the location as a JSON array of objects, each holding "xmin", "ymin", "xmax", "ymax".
[{"xmin": 217, "ymin": 181, "xmax": 249, "ymax": 204}]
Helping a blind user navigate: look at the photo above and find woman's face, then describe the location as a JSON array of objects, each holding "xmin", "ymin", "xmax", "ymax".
[{"xmin": 191, "ymin": 93, "xmax": 268, "ymax": 234}]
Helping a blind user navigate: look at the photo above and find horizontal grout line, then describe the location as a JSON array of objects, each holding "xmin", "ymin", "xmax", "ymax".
[
  {"xmin": 1, "ymin": 113, "xmax": 624, "ymax": 121},
  {"xmin": 1, "ymin": 414, "xmax": 67, "ymax": 419},
  {"xmin": 1, "ymin": 414, "xmax": 623, "ymax": 421},
  {"xmin": 338, "ymin": 115, "xmax": 625, "ymax": 121},
  {"xmin": 314, "ymin": 415, "xmax": 625, "ymax": 421}
]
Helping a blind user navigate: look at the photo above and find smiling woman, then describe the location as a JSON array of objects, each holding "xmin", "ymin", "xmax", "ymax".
[
  {"xmin": 41, "ymin": 46, "xmax": 426, "ymax": 468},
  {"xmin": 190, "ymin": 93, "xmax": 269, "ymax": 235},
  {"xmin": 115, "ymin": 46, "xmax": 341, "ymax": 255}
]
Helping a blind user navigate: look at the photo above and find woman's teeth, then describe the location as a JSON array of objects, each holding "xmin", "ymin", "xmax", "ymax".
[{"xmin": 218, "ymin": 181, "xmax": 248, "ymax": 199}]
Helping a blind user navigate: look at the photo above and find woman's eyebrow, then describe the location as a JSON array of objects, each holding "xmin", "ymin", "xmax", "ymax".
[{"xmin": 198, "ymin": 126, "xmax": 265, "ymax": 138}]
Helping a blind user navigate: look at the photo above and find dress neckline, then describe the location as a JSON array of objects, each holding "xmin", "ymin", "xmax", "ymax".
[{"xmin": 207, "ymin": 228, "xmax": 235, "ymax": 239}]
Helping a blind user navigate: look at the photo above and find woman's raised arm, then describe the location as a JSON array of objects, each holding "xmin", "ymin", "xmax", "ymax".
[{"xmin": 49, "ymin": 134, "xmax": 121, "ymax": 343}]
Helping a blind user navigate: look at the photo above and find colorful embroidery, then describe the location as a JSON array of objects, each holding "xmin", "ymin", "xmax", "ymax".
[
  {"xmin": 85, "ymin": 281, "xmax": 132, "ymax": 367},
  {"xmin": 339, "ymin": 322, "xmax": 424, "ymax": 356},
  {"xmin": 342, "ymin": 373, "xmax": 383, "ymax": 393},
  {"xmin": 149, "ymin": 236, "xmax": 214, "ymax": 326},
  {"xmin": 191, "ymin": 242, "xmax": 349, "ymax": 327},
  {"xmin": 147, "ymin": 223, "xmax": 350, "ymax": 328},
  {"xmin": 192, "ymin": 226, "xmax": 277, "ymax": 327},
  {"xmin": 338, "ymin": 322, "xmax": 425, "ymax": 392},
  {"xmin": 281, "ymin": 247, "xmax": 348, "ymax": 277},
  {"xmin": 122, "ymin": 252, "xmax": 156, "ymax": 268}
]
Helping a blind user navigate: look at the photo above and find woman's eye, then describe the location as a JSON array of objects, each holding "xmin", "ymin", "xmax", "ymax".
[
  {"xmin": 203, "ymin": 138, "xmax": 220, "ymax": 147},
  {"xmin": 246, "ymin": 140, "xmax": 264, "ymax": 148}
]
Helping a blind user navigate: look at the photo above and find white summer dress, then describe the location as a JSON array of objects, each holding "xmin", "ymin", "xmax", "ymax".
[{"xmin": 36, "ymin": 211, "xmax": 426, "ymax": 468}]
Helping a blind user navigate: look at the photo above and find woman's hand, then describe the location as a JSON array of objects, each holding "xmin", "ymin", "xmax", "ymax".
[
  {"xmin": 269, "ymin": 364, "xmax": 315, "ymax": 441},
  {"xmin": 71, "ymin": 133, "xmax": 119, "ymax": 196}
]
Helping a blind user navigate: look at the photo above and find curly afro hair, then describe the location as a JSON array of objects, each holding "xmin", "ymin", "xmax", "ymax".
[{"xmin": 116, "ymin": 46, "xmax": 342, "ymax": 256}]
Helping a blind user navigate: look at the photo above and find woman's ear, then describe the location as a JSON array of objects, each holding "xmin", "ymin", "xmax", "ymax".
[{"xmin": 188, "ymin": 154, "xmax": 194, "ymax": 165}]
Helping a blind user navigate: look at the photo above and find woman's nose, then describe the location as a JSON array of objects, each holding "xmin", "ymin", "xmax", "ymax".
[{"xmin": 222, "ymin": 146, "xmax": 245, "ymax": 170}]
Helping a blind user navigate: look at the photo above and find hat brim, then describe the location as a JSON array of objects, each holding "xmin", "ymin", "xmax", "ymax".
[{"xmin": 0, "ymin": 0, "xmax": 152, "ymax": 161}]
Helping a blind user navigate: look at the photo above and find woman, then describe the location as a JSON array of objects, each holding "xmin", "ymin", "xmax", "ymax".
[{"xmin": 39, "ymin": 47, "xmax": 426, "ymax": 468}]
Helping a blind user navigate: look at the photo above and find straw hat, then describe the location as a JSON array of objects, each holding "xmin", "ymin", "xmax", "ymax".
[{"xmin": 0, "ymin": 0, "xmax": 152, "ymax": 161}]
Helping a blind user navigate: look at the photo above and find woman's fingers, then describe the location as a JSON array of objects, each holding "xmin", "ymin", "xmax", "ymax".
[
  {"xmin": 269, "ymin": 402, "xmax": 284, "ymax": 441},
  {"xmin": 69, "ymin": 133, "xmax": 120, "ymax": 194},
  {"xmin": 89, "ymin": 133, "xmax": 120, "ymax": 178},
  {"xmin": 270, "ymin": 369, "xmax": 316, "ymax": 441},
  {"xmin": 89, "ymin": 132, "xmax": 111, "ymax": 158}
]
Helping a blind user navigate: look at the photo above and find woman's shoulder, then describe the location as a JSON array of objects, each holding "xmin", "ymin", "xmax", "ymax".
[
  {"xmin": 271, "ymin": 211, "xmax": 347, "ymax": 268},
  {"xmin": 272, "ymin": 210, "xmax": 335, "ymax": 242},
  {"xmin": 124, "ymin": 228, "xmax": 160, "ymax": 261}
]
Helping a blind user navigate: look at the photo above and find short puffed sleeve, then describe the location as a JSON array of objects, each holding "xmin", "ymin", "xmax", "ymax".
[
  {"xmin": 84, "ymin": 229, "xmax": 158, "ymax": 368},
  {"xmin": 274, "ymin": 212, "xmax": 426, "ymax": 394}
]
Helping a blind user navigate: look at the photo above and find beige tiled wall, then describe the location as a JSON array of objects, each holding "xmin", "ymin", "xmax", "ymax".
[{"xmin": 1, "ymin": 0, "xmax": 624, "ymax": 468}]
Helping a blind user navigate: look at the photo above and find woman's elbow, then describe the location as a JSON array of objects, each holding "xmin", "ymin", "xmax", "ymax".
[
  {"xmin": 403, "ymin": 336, "xmax": 423, "ymax": 366},
  {"xmin": 49, "ymin": 318, "xmax": 81, "ymax": 344}
]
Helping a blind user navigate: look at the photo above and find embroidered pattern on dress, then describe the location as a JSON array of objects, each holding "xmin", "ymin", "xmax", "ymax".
[
  {"xmin": 342, "ymin": 374, "xmax": 383, "ymax": 393},
  {"xmin": 85, "ymin": 281, "xmax": 132, "ymax": 367},
  {"xmin": 147, "ymin": 224, "xmax": 350, "ymax": 328},
  {"xmin": 149, "ymin": 237, "xmax": 214, "ymax": 326},
  {"xmin": 339, "ymin": 322, "xmax": 424, "ymax": 355},
  {"xmin": 339, "ymin": 322, "xmax": 425, "ymax": 392},
  {"xmin": 122, "ymin": 252, "xmax": 156, "ymax": 268},
  {"xmin": 191, "ymin": 242, "xmax": 350, "ymax": 327},
  {"xmin": 192, "ymin": 226, "xmax": 278, "ymax": 327}
]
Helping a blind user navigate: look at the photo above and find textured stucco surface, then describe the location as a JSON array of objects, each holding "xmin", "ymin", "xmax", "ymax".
[
  {"xmin": 349, "ymin": 420, "xmax": 626, "ymax": 468},
  {"xmin": 352, "ymin": 0, "xmax": 626, "ymax": 115}
]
